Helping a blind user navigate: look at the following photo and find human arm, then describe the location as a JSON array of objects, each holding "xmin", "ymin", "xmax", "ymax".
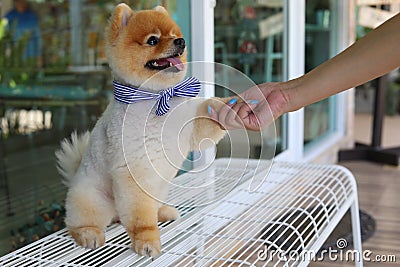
[
  {"xmin": 209, "ymin": 13, "xmax": 400, "ymax": 131},
  {"xmin": 285, "ymin": 12, "xmax": 400, "ymax": 112}
]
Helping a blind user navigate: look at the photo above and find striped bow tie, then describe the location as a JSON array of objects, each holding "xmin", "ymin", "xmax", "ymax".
[{"xmin": 113, "ymin": 77, "xmax": 201, "ymax": 116}]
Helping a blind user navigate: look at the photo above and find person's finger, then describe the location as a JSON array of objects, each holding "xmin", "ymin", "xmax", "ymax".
[
  {"xmin": 235, "ymin": 102, "xmax": 263, "ymax": 131},
  {"xmin": 216, "ymin": 99, "xmax": 252, "ymax": 130},
  {"xmin": 207, "ymin": 97, "xmax": 267, "ymax": 130},
  {"xmin": 227, "ymin": 98, "xmax": 238, "ymax": 105},
  {"xmin": 220, "ymin": 101, "xmax": 260, "ymax": 130},
  {"xmin": 224, "ymin": 103, "xmax": 244, "ymax": 129},
  {"xmin": 232, "ymin": 103, "xmax": 247, "ymax": 127},
  {"xmin": 218, "ymin": 102, "xmax": 238, "ymax": 130},
  {"xmin": 237, "ymin": 101, "xmax": 273, "ymax": 131},
  {"xmin": 207, "ymin": 105, "xmax": 218, "ymax": 122},
  {"xmin": 208, "ymin": 104, "xmax": 236, "ymax": 130},
  {"xmin": 205, "ymin": 101, "xmax": 234, "ymax": 130}
]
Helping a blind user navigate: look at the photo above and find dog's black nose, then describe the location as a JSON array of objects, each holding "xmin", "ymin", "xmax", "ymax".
[{"xmin": 174, "ymin": 38, "xmax": 185, "ymax": 48}]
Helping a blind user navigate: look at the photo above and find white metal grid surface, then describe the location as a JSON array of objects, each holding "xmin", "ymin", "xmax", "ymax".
[{"xmin": 0, "ymin": 159, "xmax": 362, "ymax": 267}]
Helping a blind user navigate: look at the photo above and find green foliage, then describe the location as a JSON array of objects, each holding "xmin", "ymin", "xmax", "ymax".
[{"xmin": 0, "ymin": 22, "xmax": 37, "ymax": 86}]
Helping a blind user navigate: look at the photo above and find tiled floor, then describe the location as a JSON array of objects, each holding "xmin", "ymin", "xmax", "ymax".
[
  {"xmin": 353, "ymin": 113, "xmax": 400, "ymax": 148},
  {"xmin": 311, "ymin": 161, "xmax": 400, "ymax": 267},
  {"xmin": 311, "ymin": 113, "xmax": 400, "ymax": 266}
]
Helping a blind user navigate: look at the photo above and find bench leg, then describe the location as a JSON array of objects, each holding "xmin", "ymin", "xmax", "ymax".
[{"xmin": 351, "ymin": 200, "xmax": 363, "ymax": 267}]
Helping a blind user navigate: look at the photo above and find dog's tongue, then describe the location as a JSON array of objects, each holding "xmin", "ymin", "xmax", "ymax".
[{"xmin": 166, "ymin": 57, "xmax": 184, "ymax": 71}]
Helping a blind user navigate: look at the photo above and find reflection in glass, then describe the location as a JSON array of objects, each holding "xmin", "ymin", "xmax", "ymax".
[
  {"xmin": 0, "ymin": 0, "xmax": 187, "ymax": 255},
  {"xmin": 214, "ymin": 0, "xmax": 287, "ymax": 157},
  {"xmin": 304, "ymin": 0, "xmax": 338, "ymax": 145}
]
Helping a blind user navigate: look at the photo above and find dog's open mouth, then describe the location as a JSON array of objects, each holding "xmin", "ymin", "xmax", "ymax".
[{"xmin": 146, "ymin": 54, "xmax": 184, "ymax": 72}]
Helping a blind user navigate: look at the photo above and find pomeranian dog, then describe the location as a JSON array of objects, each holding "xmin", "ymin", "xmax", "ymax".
[{"xmin": 55, "ymin": 4, "xmax": 226, "ymax": 257}]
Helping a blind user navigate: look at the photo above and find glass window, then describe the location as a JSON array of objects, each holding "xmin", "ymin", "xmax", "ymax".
[
  {"xmin": 214, "ymin": 0, "xmax": 287, "ymax": 158},
  {"xmin": 0, "ymin": 0, "xmax": 189, "ymax": 255},
  {"xmin": 304, "ymin": 0, "xmax": 338, "ymax": 147}
]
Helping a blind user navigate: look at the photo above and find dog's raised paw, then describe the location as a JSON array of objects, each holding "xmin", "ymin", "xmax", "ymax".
[
  {"xmin": 70, "ymin": 226, "xmax": 105, "ymax": 249},
  {"xmin": 158, "ymin": 206, "xmax": 180, "ymax": 222}
]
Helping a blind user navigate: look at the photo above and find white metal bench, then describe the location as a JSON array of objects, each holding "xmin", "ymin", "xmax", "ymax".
[{"xmin": 0, "ymin": 158, "xmax": 363, "ymax": 266}]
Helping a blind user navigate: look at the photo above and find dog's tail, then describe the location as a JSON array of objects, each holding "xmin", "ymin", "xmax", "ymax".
[{"xmin": 55, "ymin": 131, "xmax": 90, "ymax": 186}]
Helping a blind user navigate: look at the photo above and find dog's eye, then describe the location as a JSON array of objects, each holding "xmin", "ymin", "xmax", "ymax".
[{"xmin": 146, "ymin": 36, "xmax": 159, "ymax": 46}]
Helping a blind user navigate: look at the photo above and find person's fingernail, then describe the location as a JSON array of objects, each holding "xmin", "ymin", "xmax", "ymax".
[
  {"xmin": 249, "ymin": 100, "xmax": 259, "ymax": 105},
  {"xmin": 207, "ymin": 105, "xmax": 212, "ymax": 114},
  {"xmin": 228, "ymin": 98, "xmax": 237, "ymax": 105}
]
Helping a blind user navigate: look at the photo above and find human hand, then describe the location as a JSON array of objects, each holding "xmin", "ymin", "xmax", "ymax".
[{"xmin": 207, "ymin": 82, "xmax": 290, "ymax": 131}]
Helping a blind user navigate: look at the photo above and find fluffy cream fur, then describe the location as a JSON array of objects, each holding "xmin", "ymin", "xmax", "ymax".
[{"xmin": 56, "ymin": 4, "xmax": 226, "ymax": 257}]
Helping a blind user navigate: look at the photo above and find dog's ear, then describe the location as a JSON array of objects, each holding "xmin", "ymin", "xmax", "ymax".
[
  {"xmin": 153, "ymin": 5, "xmax": 168, "ymax": 14},
  {"xmin": 109, "ymin": 3, "xmax": 134, "ymax": 43},
  {"xmin": 114, "ymin": 3, "xmax": 134, "ymax": 27}
]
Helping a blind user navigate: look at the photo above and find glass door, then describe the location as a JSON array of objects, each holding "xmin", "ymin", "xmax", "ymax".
[
  {"xmin": 210, "ymin": 0, "xmax": 352, "ymax": 162},
  {"xmin": 214, "ymin": 0, "xmax": 287, "ymax": 159},
  {"xmin": 303, "ymin": 0, "xmax": 339, "ymax": 148},
  {"xmin": 0, "ymin": 0, "xmax": 192, "ymax": 256}
]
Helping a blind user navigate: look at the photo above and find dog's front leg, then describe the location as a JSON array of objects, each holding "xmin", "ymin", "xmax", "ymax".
[
  {"xmin": 112, "ymin": 172, "xmax": 161, "ymax": 257},
  {"xmin": 191, "ymin": 98, "xmax": 229, "ymax": 149},
  {"xmin": 65, "ymin": 183, "xmax": 115, "ymax": 249}
]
